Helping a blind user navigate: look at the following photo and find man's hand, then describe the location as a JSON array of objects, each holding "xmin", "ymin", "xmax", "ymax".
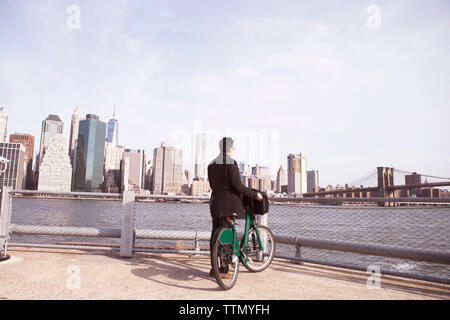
[{"xmin": 256, "ymin": 193, "xmax": 263, "ymax": 201}]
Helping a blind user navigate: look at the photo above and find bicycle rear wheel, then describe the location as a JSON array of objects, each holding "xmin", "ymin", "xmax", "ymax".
[
  {"xmin": 242, "ymin": 225, "xmax": 276, "ymax": 272},
  {"xmin": 211, "ymin": 227, "xmax": 239, "ymax": 290}
]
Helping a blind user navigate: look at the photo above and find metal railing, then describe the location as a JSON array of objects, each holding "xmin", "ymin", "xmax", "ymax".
[{"xmin": 1, "ymin": 189, "xmax": 450, "ymax": 284}]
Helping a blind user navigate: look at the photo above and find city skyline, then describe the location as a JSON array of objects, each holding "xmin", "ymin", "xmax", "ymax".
[
  {"xmin": 1, "ymin": 1, "xmax": 450, "ymax": 187},
  {"xmin": 0, "ymin": 107, "xmax": 449, "ymax": 193},
  {"xmin": 1, "ymin": 107, "xmax": 449, "ymax": 197}
]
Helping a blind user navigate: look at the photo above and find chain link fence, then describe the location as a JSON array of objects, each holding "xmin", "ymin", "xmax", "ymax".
[
  {"xmin": 268, "ymin": 202, "xmax": 450, "ymax": 282},
  {"xmin": 5, "ymin": 191, "xmax": 450, "ymax": 283},
  {"xmin": 9, "ymin": 194, "xmax": 123, "ymax": 249},
  {"xmin": 135, "ymin": 200, "xmax": 210, "ymax": 251}
]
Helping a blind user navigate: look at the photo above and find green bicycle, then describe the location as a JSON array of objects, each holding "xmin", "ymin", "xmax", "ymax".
[{"xmin": 211, "ymin": 210, "xmax": 276, "ymax": 290}]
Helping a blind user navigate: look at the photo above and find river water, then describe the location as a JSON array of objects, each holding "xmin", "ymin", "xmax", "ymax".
[{"xmin": 9, "ymin": 197, "xmax": 450, "ymax": 281}]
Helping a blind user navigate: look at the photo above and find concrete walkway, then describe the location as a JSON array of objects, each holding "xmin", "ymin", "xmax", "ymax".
[{"xmin": 0, "ymin": 247, "xmax": 449, "ymax": 300}]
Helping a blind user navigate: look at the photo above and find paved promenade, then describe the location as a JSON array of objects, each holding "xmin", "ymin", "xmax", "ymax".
[{"xmin": 0, "ymin": 247, "xmax": 449, "ymax": 300}]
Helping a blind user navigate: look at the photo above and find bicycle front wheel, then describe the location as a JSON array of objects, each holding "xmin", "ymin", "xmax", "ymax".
[
  {"xmin": 211, "ymin": 227, "xmax": 239, "ymax": 290},
  {"xmin": 242, "ymin": 225, "xmax": 276, "ymax": 272}
]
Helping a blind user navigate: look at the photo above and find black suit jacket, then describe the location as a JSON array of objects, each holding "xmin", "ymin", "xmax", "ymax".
[{"xmin": 208, "ymin": 154, "xmax": 258, "ymax": 219}]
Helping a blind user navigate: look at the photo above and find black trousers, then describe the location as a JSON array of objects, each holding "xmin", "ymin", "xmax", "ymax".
[{"xmin": 210, "ymin": 216, "xmax": 235, "ymax": 270}]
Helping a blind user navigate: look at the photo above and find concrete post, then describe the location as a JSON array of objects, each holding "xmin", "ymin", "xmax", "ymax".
[
  {"xmin": 256, "ymin": 214, "xmax": 268, "ymax": 261},
  {"xmin": 0, "ymin": 187, "xmax": 12, "ymax": 260},
  {"xmin": 120, "ymin": 190, "xmax": 136, "ymax": 258},
  {"xmin": 293, "ymin": 236, "xmax": 303, "ymax": 265},
  {"xmin": 192, "ymin": 231, "xmax": 201, "ymax": 257},
  {"xmin": 257, "ymin": 213, "xmax": 268, "ymax": 228}
]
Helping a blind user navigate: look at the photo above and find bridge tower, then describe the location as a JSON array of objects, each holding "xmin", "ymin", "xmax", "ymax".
[{"xmin": 377, "ymin": 167, "xmax": 395, "ymax": 206}]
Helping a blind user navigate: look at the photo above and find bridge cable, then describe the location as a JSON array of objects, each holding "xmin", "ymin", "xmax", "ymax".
[{"xmin": 347, "ymin": 169, "xmax": 377, "ymax": 186}]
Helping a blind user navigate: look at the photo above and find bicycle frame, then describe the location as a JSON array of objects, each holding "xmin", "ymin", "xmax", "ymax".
[{"xmin": 218, "ymin": 211, "xmax": 264, "ymax": 266}]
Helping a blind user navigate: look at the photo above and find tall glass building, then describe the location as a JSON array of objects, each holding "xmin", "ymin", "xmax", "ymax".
[
  {"xmin": 107, "ymin": 119, "xmax": 119, "ymax": 145},
  {"xmin": 73, "ymin": 114, "xmax": 106, "ymax": 192},
  {"xmin": 107, "ymin": 108, "xmax": 119, "ymax": 146}
]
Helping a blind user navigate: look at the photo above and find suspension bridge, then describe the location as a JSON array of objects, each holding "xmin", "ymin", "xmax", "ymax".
[{"xmin": 304, "ymin": 167, "xmax": 450, "ymax": 201}]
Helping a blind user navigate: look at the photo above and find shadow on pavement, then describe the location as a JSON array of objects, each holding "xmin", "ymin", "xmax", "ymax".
[{"xmin": 121, "ymin": 253, "xmax": 224, "ymax": 292}]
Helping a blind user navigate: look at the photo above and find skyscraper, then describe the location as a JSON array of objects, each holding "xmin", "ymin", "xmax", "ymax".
[
  {"xmin": 0, "ymin": 108, "xmax": 7, "ymax": 143},
  {"xmin": 238, "ymin": 162, "xmax": 251, "ymax": 186},
  {"xmin": 9, "ymin": 133, "xmax": 35, "ymax": 190},
  {"xmin": 69, "ymin": 107, "xmax": 81, "ymax": 167},
  {"xmin": 405, "ymin": 172, "xmax": 422, "ymax": 197},
  {"xmin": 191, "ymin": 179, "xmax": 211, "ymax": 196},
  {"xmin": 0, "ymin": 143, "xmax": 26, "ymax": 190},
  {"xmin": 104, "ymin": 142, "xmax": 124, "ymax": 171},
  {"xmin": 36, "ymin": 114, "xmax": 64, "ymax": 185},
  {"xmin": 307, "ymin": 170, "xmax": 319, "ymax": 193},
  {"xmin": 152, "ymin": 142, "xmax": 182, "ymax": 195},
  {"xmin": 144, "ymin": 160, "xmax": 153, "ymax": 191},
  {"xmin": 287, "ymin": 153, "xmax": 307, "ymax": 195},
  {"xmin": 276, "ymin": 166, "xmax": 287, "ymax": 193},
  {"xmin": 194, "ymin": 133, "xmax": 207, "ymax": 179},
  {"xmin": 252, "ymin": 164, "xmax": 272, "ymax": 192},
  {"xmin": 107, "ymin": 107, "xmax": 119, "ymax": 146},
  {"xmin": 121, "ymin": 149, "xmax": 145, "ymax": 191},
  {"xmin": 73, "ymin": 114, "xmax": 106, "ymax": 192},
  {"xmin": 238, "ymin": 162, "xmax": 251, "ymax": 176},
  {"xmin": 37, "ymin": 134, "xmax": 72, "ymax": 192},
  {"xmin": 103, "ymin": 141, "xmax": 124, "ymax": 193},
  {"xmin": 181, "ymin": 169, "xmax": 191, "ymax": 195},
  {"xmin": 39, "ymin": 115, "xmax": 64, "ymax": 165}
]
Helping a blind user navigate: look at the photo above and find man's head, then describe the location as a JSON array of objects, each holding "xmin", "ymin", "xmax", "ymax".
[{"xmin": 219, "ymin": 137, "xmax": 235, "ymax": 156}]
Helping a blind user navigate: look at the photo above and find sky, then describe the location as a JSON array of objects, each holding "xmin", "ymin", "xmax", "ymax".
[{"xmin": 0, "ymin": 0, "xmax": 449, "ymax": 186}]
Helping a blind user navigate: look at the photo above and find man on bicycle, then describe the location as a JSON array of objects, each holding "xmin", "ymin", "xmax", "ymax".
[{"xmin": 207, "ymin": 137, "xmax": 263, "ymax": 279}]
